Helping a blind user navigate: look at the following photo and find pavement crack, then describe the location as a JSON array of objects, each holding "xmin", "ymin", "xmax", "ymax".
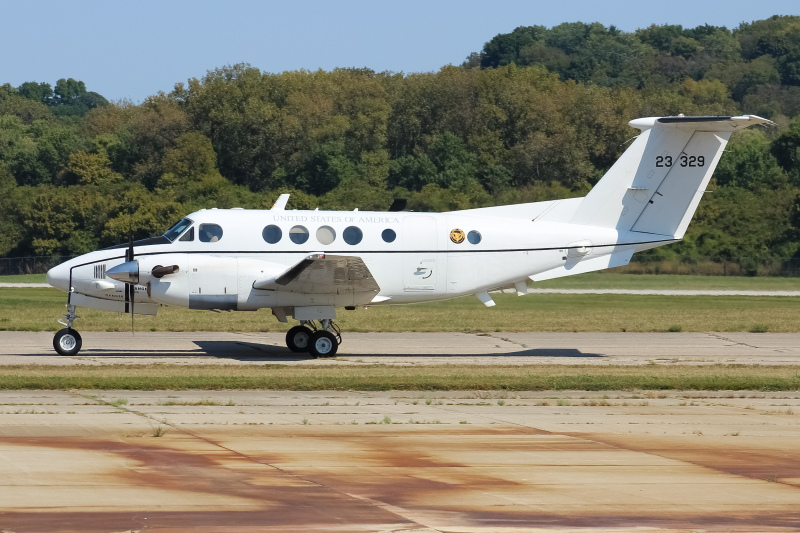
[
  {"xmin": 485, "ymin": 333, "xmax": 527, "ymax": 349},
  {"xmin": 706, "ymin": 332, "xmax": 760, "ymax": 349}
]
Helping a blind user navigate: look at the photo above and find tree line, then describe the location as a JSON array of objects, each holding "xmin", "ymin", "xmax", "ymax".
[{"xmin": 1, "ymin": 16, "xmax": 800, "ymax": 274}]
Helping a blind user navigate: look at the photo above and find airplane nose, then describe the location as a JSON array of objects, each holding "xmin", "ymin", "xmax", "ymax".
[{"xmin": 46, "ymin": 262, "xmax": 70, "ymax": 292}]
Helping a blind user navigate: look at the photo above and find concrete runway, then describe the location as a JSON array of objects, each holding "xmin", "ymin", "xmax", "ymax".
[
  {"xmin": 4, "ymin": 332, "xmax": 800, "ymax": 531},
  {"xmin": 1, "ymin": 389, "xmax": 800, "ymax": 532},
  {"xmin": 2, "ymin": 330, "xmax": 800, "ymax": 366}
]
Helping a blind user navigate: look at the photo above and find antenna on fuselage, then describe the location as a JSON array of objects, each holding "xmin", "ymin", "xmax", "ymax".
[{"xmin": 271, "ymin": 194, "xmax": 290, "ymax": 211}]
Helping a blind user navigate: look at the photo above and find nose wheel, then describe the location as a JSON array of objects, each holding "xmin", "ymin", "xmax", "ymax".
[
  {"xmin": 54, "ymin": 328, "xmax": 82, "ymax": 356},
  {"xmin": 285, "ymin": 320, "xmax": 341, "ymax": 357},
  {"xmin": 53, "ymin": 304, "xmax": 82, "ymax": 356}
]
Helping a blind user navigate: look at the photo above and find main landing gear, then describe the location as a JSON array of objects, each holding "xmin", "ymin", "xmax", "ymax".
[
  {"xmin": 54, "ymin": 304, "xmax": 82, "ymax": 356},
  {"xmin": 285, "ymin": 319, "xmax": 342, "ymax": 358}
]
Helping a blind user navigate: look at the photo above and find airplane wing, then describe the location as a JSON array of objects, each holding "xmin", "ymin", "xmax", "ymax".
[{"xmin": 253, "ymin": 254, "xmax": 380, "ymax": 295}]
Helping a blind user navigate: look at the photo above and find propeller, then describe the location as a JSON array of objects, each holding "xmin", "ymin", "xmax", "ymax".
[
  {"xmin": 106, "ymin": 217, "xmax": 181, "ymax": 331},
  {"xmin": 127, "ymin": 228, "xmax": 134, "ymax": 333}
]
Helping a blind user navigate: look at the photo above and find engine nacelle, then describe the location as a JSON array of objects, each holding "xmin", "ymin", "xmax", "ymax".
[{"xmin": 143, "ymin": 254, "xmax": 190, "ymax": 307}]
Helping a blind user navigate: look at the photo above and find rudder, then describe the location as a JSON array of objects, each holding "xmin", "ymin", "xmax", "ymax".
[{"xmin": 570, "ymin": 115, "xmax": 773, "ymax": 238}]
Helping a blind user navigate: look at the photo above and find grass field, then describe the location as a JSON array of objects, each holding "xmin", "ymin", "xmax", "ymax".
[
  {"xmin": 0, "ymin": 274, "xmax": 47, "ymax": 283},
  {"xmin": 3, "ymin": 272, "xmax": 800, "ymax": 289},
  {"xmin": 0, "ymin": 363, "xmax": 797, "ymax": 391},
  {"xmin": 2, "ymin": 286, "xmax": 800, "ymax": 333}
]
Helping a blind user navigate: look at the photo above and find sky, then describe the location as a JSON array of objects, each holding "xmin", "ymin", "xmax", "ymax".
[{"xmin": 2, "ymin": 0, "xmax": 799, "ymax": 102}]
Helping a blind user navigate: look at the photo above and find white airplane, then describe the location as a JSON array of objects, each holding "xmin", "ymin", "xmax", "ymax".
[{"xmin": 46, "ymin": 115, "xmax": 770, "ymax": 357}]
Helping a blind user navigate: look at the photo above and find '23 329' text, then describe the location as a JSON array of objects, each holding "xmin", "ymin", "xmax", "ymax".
[{"xmin": 655, "ymin": 155, "xmax": 705, "ymax": 167}]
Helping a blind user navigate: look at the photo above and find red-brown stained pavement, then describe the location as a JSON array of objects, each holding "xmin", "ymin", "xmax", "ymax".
[{"xmin": 1, "ymin": 390, "xmax": 800, "ymax": 532}]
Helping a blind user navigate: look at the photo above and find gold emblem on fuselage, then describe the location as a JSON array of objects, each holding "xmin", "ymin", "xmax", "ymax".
[{"xmin": 450, "ymin": 229, "xmax": 465, "ymax": 244}]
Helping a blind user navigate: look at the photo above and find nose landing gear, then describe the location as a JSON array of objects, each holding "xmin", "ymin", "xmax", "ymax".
[
  {"xmin": 285, "ymin": 319, "xmax": 341, "ymax": 358},
  {"xmin": 54, "ymin": 304, "xmax": 82, "ymax": 356}
]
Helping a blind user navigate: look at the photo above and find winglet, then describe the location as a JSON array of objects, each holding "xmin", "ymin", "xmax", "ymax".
[{"xmin": 271, "ymin": 194, "xmax": 290, "ymax": 211}]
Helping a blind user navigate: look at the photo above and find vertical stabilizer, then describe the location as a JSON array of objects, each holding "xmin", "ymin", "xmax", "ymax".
[{"xmin": 570, "ymin": 115, "xmax": 773, "ymax": 238}]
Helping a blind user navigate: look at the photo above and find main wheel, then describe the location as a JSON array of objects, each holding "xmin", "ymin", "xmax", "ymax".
[
  {"xmin": 53, "ymin": 328, "xmax": 82, "ymax": 356},
  {"xmin": 286, "ymin": 325, "xmax": 312, "ymax": 352},
  {"xmin": 309, "ymin": 331, "xmax": 338, "ymax": 358}
]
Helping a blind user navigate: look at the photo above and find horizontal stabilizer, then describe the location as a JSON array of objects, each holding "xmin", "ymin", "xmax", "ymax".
[{"xmin": 530, "ymin": 248, "xmax": 634, "ymax": 282}]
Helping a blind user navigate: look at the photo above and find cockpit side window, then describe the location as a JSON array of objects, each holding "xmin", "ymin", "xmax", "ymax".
[
  {"xmin": 199, "ymin": 223, "xmax": 223, "ymax": 243},
  {"xmin": 179, "ymin": 227, "xmax": 194, "ymax": 241},
  {"xmin": 163, "ymin": 218, "xmax": 193, "ymax": 242}
]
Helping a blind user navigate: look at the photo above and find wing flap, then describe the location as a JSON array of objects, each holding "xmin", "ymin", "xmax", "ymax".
[{"xmin": 253, "ymin": 254, "xmax": 380, "ymax": 295}]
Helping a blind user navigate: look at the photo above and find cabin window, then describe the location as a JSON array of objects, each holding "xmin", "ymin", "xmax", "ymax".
[
  {"xmin": 381, "ymin": 228, "xmax": 396, "ymax": 243},
  {"xmin": 198, "ymin": 224, "xmax": 223, "ymax": 243},
  {"xmin": 163, "ymin": 218, "xmax": 193, "ymax": 242},
  {"xmin": 289, "ymin": 225, "xmax": 309, "ymax": 244},
  {"xmin": 467, "ymin": 230, "xmax": 481, "ymax": 244},
  {"xmin": 316, "ymin": 226, "xmax": 336, "ymax": 245},
  {"xmin": 179, "ymin": 227, "xmax": 194, "ymax": 241},
  {"xmin": 262, "ymin": 225, "xmax": 282, "ymax": 244},
  {"xmin": 343, "ymin": 226, "xmax": 363, "ymax": 245}
]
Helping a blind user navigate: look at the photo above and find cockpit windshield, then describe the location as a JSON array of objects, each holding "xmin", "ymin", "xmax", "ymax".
[{"xmin": 163, "ymin": 218, "xmax": 193, "ymax": 242}]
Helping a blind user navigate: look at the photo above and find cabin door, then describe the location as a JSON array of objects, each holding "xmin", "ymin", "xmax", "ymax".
[{"xmin": 402, "ymin": 215, "xmax": 444, "ymax": 294}]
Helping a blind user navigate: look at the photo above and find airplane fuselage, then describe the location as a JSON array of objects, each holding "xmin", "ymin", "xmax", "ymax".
[{"xmin": 48, "ymin": 207, "xmax": 654, "ymax": 311}]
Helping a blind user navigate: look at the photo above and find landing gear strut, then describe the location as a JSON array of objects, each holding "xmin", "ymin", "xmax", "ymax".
[
  {"xmin": 285, "ymin": 319, "xmax": 341, "ymax": 358},
  {"xmin": 54, "ymin": 304, "xmax": 82, "ymax": 356}
]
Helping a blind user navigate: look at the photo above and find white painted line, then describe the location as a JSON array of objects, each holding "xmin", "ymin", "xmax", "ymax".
[{"xmin": 527, "ymin": 288, "xmax": 800, "ymax": 296}]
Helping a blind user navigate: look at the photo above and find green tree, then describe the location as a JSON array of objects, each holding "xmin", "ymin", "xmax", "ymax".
[
  {"xmin": 53, "ymin": 78, "xmax": 86, "ymax": 104},
  {"xmin": 715, "ymin": 129, "xmax": 788, "ymax": 189},
  {"xmin": 58, "ymin": 151, "xmax": 123, "ymax": 186},
  {"xmin": 17, "ymin": 82, "xmax": 53, "ymax": 104},
  {"xmin": 479, "ymin": 25, "xmax": 547, "ymax": 68},
  {"xmin": 0, "ymin": 90, "xmax": 51, "ymax": 123},
  {"xmin": 772, "ymin": 116, "xmax": 800, "ymax": 186}
]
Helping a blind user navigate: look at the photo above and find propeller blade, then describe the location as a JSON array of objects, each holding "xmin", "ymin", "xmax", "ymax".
[
  {"xmin": 126, "ymin": 230, "xmax": 134, "ymax": 262},
  {"xmin": 128, "ymin": 221, "xmax": 134, "ymax": 334}
]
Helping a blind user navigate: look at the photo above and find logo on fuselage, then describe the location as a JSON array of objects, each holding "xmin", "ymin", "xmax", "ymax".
[{"xmin": 450, "ymin": 229, "xmax": 465, "ymax": 244}]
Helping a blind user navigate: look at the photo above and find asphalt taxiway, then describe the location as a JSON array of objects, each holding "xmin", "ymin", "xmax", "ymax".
[{"xmin": 2, "ymin": 331, "xmax": 800, "ymax": 365}]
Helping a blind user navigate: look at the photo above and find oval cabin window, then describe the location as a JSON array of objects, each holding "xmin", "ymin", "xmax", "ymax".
[
  {"xmin": 381, "ymin": 228, "xmax": 396, "ymax": 243},
  {"xmin": 262, "ymin": 225, "xmax": 282, "ymax": 244},
  {"xmin": 289, "ymin": 225, "xmax": 309, "ymax": 244},
  {"xmin": 467, "ymin": 230, "xmax": 481, "ymax": 244},
  {"xmin": 316, "ymin": 226, "xmax": 336, "ymax": 245},
  {"xmin": 343, "ymin": 226, "xmax": 363, "ymax": 245}
]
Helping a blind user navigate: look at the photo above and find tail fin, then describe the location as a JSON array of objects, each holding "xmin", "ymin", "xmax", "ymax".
[{"xmin": 570, "ymin": 115, "xmax": 773, "ymax": 238}]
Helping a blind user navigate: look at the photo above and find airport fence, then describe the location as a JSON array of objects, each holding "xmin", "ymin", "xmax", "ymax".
[{"xmin": 0, "ymin": 255, "xmax": 77, "ymax": 276}]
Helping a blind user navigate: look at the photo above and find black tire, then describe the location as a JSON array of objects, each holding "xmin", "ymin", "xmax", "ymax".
[
  {"xmin": 309, "ymin": 331, "xmax": 338, "ymax": 358},
  {"xmin": 53, "ymin": 328, "xmax": 82, "ymax": 356},
  {"xmin": 286, "ymin": 325, "xmax": 312, "ymax": 352}
]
